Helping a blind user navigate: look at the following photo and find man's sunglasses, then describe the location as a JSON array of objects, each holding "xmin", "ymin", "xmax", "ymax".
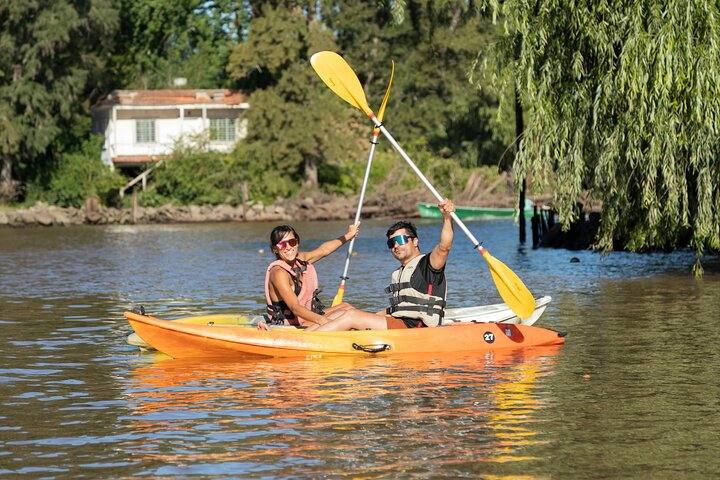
[
  {"xmin": 387, "ymin": 235, "xmax": 415, "ymax": 249},
  {"xmin": 276, "ymin": 238, "xmax": 298, "ymax": 250}
]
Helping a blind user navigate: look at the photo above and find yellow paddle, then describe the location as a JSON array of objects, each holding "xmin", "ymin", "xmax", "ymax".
[
  {"xmin": 311, "ymin": 51, "xmax": 535, "ymax": 319},
  {"xmin": 332, "ymin": 61, "xmax": 395, "ymax": 307}
]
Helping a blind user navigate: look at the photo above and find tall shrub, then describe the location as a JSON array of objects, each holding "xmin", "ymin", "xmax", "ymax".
[{"xmin": 47, "ymin": 136, "xmax": 124, "ymax": 207}]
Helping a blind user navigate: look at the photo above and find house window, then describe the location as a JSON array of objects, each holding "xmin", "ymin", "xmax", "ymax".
[
  {"xmin": 135, "ymin": 119, "xmax": 156, "ymax": 143},
  {"xmin": 209, "ymin": 118, "xmax": 236, "ymax": 142}
]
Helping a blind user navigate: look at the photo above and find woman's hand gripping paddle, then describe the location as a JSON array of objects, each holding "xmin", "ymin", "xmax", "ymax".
[
  {"xmin": 331, "ymin": 61, "xmax": 395, "ymax": 307},
  {"xmin": 311, "ymin": 51, "xmax": 535, "ymax": 319}
]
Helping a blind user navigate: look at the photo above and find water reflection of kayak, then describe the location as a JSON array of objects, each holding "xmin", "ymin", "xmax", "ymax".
[
  {"xmin": 127, "ymin": 345, "xmax": 564, "ymax": 412},
  {"xmin": 124, "ymin": 346, "xmax": 564, "ymax": 469},
  {"xmin": 126, "ymin": 296, "xmax": 553, "ymax": 351},
  {"xmin": 124, "ymin": 297, "xmax": 563, "ymax": 359}
]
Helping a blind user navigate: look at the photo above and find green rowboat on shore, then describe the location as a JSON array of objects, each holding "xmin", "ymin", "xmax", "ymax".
[{"xmin": 417, "ymin": 199, "xmax": 534, "ymax": 220}]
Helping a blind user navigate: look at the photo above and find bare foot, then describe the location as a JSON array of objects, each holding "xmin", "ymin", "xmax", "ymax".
[{"xmin": 257, "ymin": 320, "xmax": 270, "ymax": 331}]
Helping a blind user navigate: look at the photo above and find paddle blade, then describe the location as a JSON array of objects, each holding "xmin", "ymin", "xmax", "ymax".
[
  {"xmin": 375, "ymin": 60, "xmax": 394, "ymax": 127},
  {"xmin": 481, "ymin": 250, "xmax": 535, "ymax": 319},
  {"xmin": 310, "ymin": 51, "xmax": 374, "ymax": 117},
  {"xmin": 331, "ymin": 285, "xmax": 345, "ymax": 307}
]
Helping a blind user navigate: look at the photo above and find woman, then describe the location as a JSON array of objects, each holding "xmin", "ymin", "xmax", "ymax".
[{"xmin": 262, "ymin": 224, "xmax": 357, "ymax": 330}]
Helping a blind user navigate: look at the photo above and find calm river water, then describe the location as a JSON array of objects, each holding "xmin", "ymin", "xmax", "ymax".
[{"xmin": 1, "ymin": 219, "xmax": 719, "ymax": 478}]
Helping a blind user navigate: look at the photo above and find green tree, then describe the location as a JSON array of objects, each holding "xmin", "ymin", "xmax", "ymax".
[
  {"xmin": 227, "ymin": 3, "xmax": 364, "ymax": 191},
  {"xmin": 112, "ymin": 0, "xmax": 242, "ymax": 89},
  {"xmin": 324, "ymin": 0, "xmax": 511, "ymax": 168},
  {"xmin": 0, "ymin": 0, "xmax": 118, "ymax": 201},
  {"xmin": 482, "ymin": 1, "xmax": 720, "ymax": 263}
]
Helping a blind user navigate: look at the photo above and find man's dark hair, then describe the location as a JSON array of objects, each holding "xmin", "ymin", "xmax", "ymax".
[
  {"xmin": 386, "ymin": 221, "xmax": 418, "ymax": 239},
  {"xmin": 270, "ymin": 225, "xmax": 300, "ymax": 258}
]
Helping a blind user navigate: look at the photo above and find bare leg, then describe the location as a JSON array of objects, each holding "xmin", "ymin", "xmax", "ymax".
[
  {"xmin": 314, "ymin": 308, "xmax": 388, "ymax": 332},
  {"xmin": 293, "ymin": 303, "xmax": 357, "ymax": 331},
  {"xmin": 324, "ymin": 302, "xmax": 353, "ymax": 321}
]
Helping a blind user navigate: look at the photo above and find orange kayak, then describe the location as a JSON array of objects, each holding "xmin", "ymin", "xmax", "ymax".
[{"xmin": 125, "ymin": 311, "xmax": 565, "ymax": 359}]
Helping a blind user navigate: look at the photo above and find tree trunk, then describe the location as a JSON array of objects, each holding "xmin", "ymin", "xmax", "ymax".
[
  {"xmin": 303, "ymin": 157, "xmax": 318, "ymax": 188},
  {"xmin": 0, "ymin": 155, "xmax": 15, "ymax": 200},
  {"xmin": 307, "ymin": 0, "xmax": 317, "ymax": 23}
]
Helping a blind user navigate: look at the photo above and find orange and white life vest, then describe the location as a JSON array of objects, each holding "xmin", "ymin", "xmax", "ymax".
[{"xmin": 264, "ymin": 259, "xmax": 322, "ymax": 327}]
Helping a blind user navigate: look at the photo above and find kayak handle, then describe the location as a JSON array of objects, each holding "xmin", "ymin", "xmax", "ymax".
[{"xmin": 352, "ymin": 343, "xmax": 391, "ymax": 353}]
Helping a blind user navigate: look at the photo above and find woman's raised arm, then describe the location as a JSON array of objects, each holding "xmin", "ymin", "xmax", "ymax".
[{"xmin": 300, "ymin": 223, "xmax": 360, "ymax": 264}]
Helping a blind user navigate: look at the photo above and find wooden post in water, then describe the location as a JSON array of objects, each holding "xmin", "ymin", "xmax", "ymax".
[
  {"xmin": 515, "ymin": 88, "xmax": 526, "ymax": 244},
  {"xmin": 519, "ymin": 178, "xmax": 527, "ymax": 244},
  {"xmin": 531, "ymin": 204, "xmax": 540, "ymax": 248}
]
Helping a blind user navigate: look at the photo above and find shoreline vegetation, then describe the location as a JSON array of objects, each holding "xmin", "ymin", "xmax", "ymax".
[{"xmin": 4, "ymin": 159, "xmax": 544, "ymax": 229}]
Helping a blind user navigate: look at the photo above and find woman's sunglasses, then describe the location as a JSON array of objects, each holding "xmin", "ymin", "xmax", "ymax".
[
  {"xmin": 387, "ymin": 235, "xmax": 414, "ymax": 249},
  {"xmin": 276, "ymin": 238, "xmax": 298, "ymax": 250}
]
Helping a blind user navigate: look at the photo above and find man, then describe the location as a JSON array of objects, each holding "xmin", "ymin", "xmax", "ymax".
[{"xmin": 314, "ymin": 199, "xmax": 456, "ymax": 331}]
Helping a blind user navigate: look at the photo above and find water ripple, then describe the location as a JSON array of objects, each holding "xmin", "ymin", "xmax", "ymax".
[{"xmin": 1, "ymin": 221, "xmax": 718, "ymax": 478}]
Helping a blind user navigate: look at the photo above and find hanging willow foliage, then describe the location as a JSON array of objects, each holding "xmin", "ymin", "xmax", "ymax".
[{"xmin": 481, "ymin": 0, "xmax": 720, "ymax": 265}]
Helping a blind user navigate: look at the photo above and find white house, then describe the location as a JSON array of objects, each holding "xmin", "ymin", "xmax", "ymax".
[{"xmin": 91, "ymin": 89, "xmax": 249, "ymax": 169}]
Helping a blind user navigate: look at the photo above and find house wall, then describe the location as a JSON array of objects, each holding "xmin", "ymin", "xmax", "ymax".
[{"xmin": 94, "ymin": 105, "xmax": 248, "ymax": 167}]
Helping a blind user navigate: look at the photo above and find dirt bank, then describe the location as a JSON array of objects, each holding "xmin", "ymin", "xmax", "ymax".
[{"xmin": 0, "ymin": 189, "xmax": 434, "ymax": 228}]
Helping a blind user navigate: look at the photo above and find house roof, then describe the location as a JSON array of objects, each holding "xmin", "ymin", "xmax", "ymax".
[{"xmin": 93, "ymin": 89, "xmax": 246, "ymax": 109}]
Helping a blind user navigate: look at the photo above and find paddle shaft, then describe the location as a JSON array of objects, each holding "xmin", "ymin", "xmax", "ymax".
[
  {"xmin": 338, "ymin": 131, "xmax": 380, "ymax": 285},
  {"xmin": 369, "ymin": 115, "xmax": 482, "ymax": 250}
]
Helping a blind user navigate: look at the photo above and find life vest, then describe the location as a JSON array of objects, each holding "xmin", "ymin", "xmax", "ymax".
[
  {"xmin": 264, "ymin": 259, "xmax": 324, "ymax": 327},
  {"xmin": 385, "ymin": 254, "xmax": 447, "ymax": 327}
]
